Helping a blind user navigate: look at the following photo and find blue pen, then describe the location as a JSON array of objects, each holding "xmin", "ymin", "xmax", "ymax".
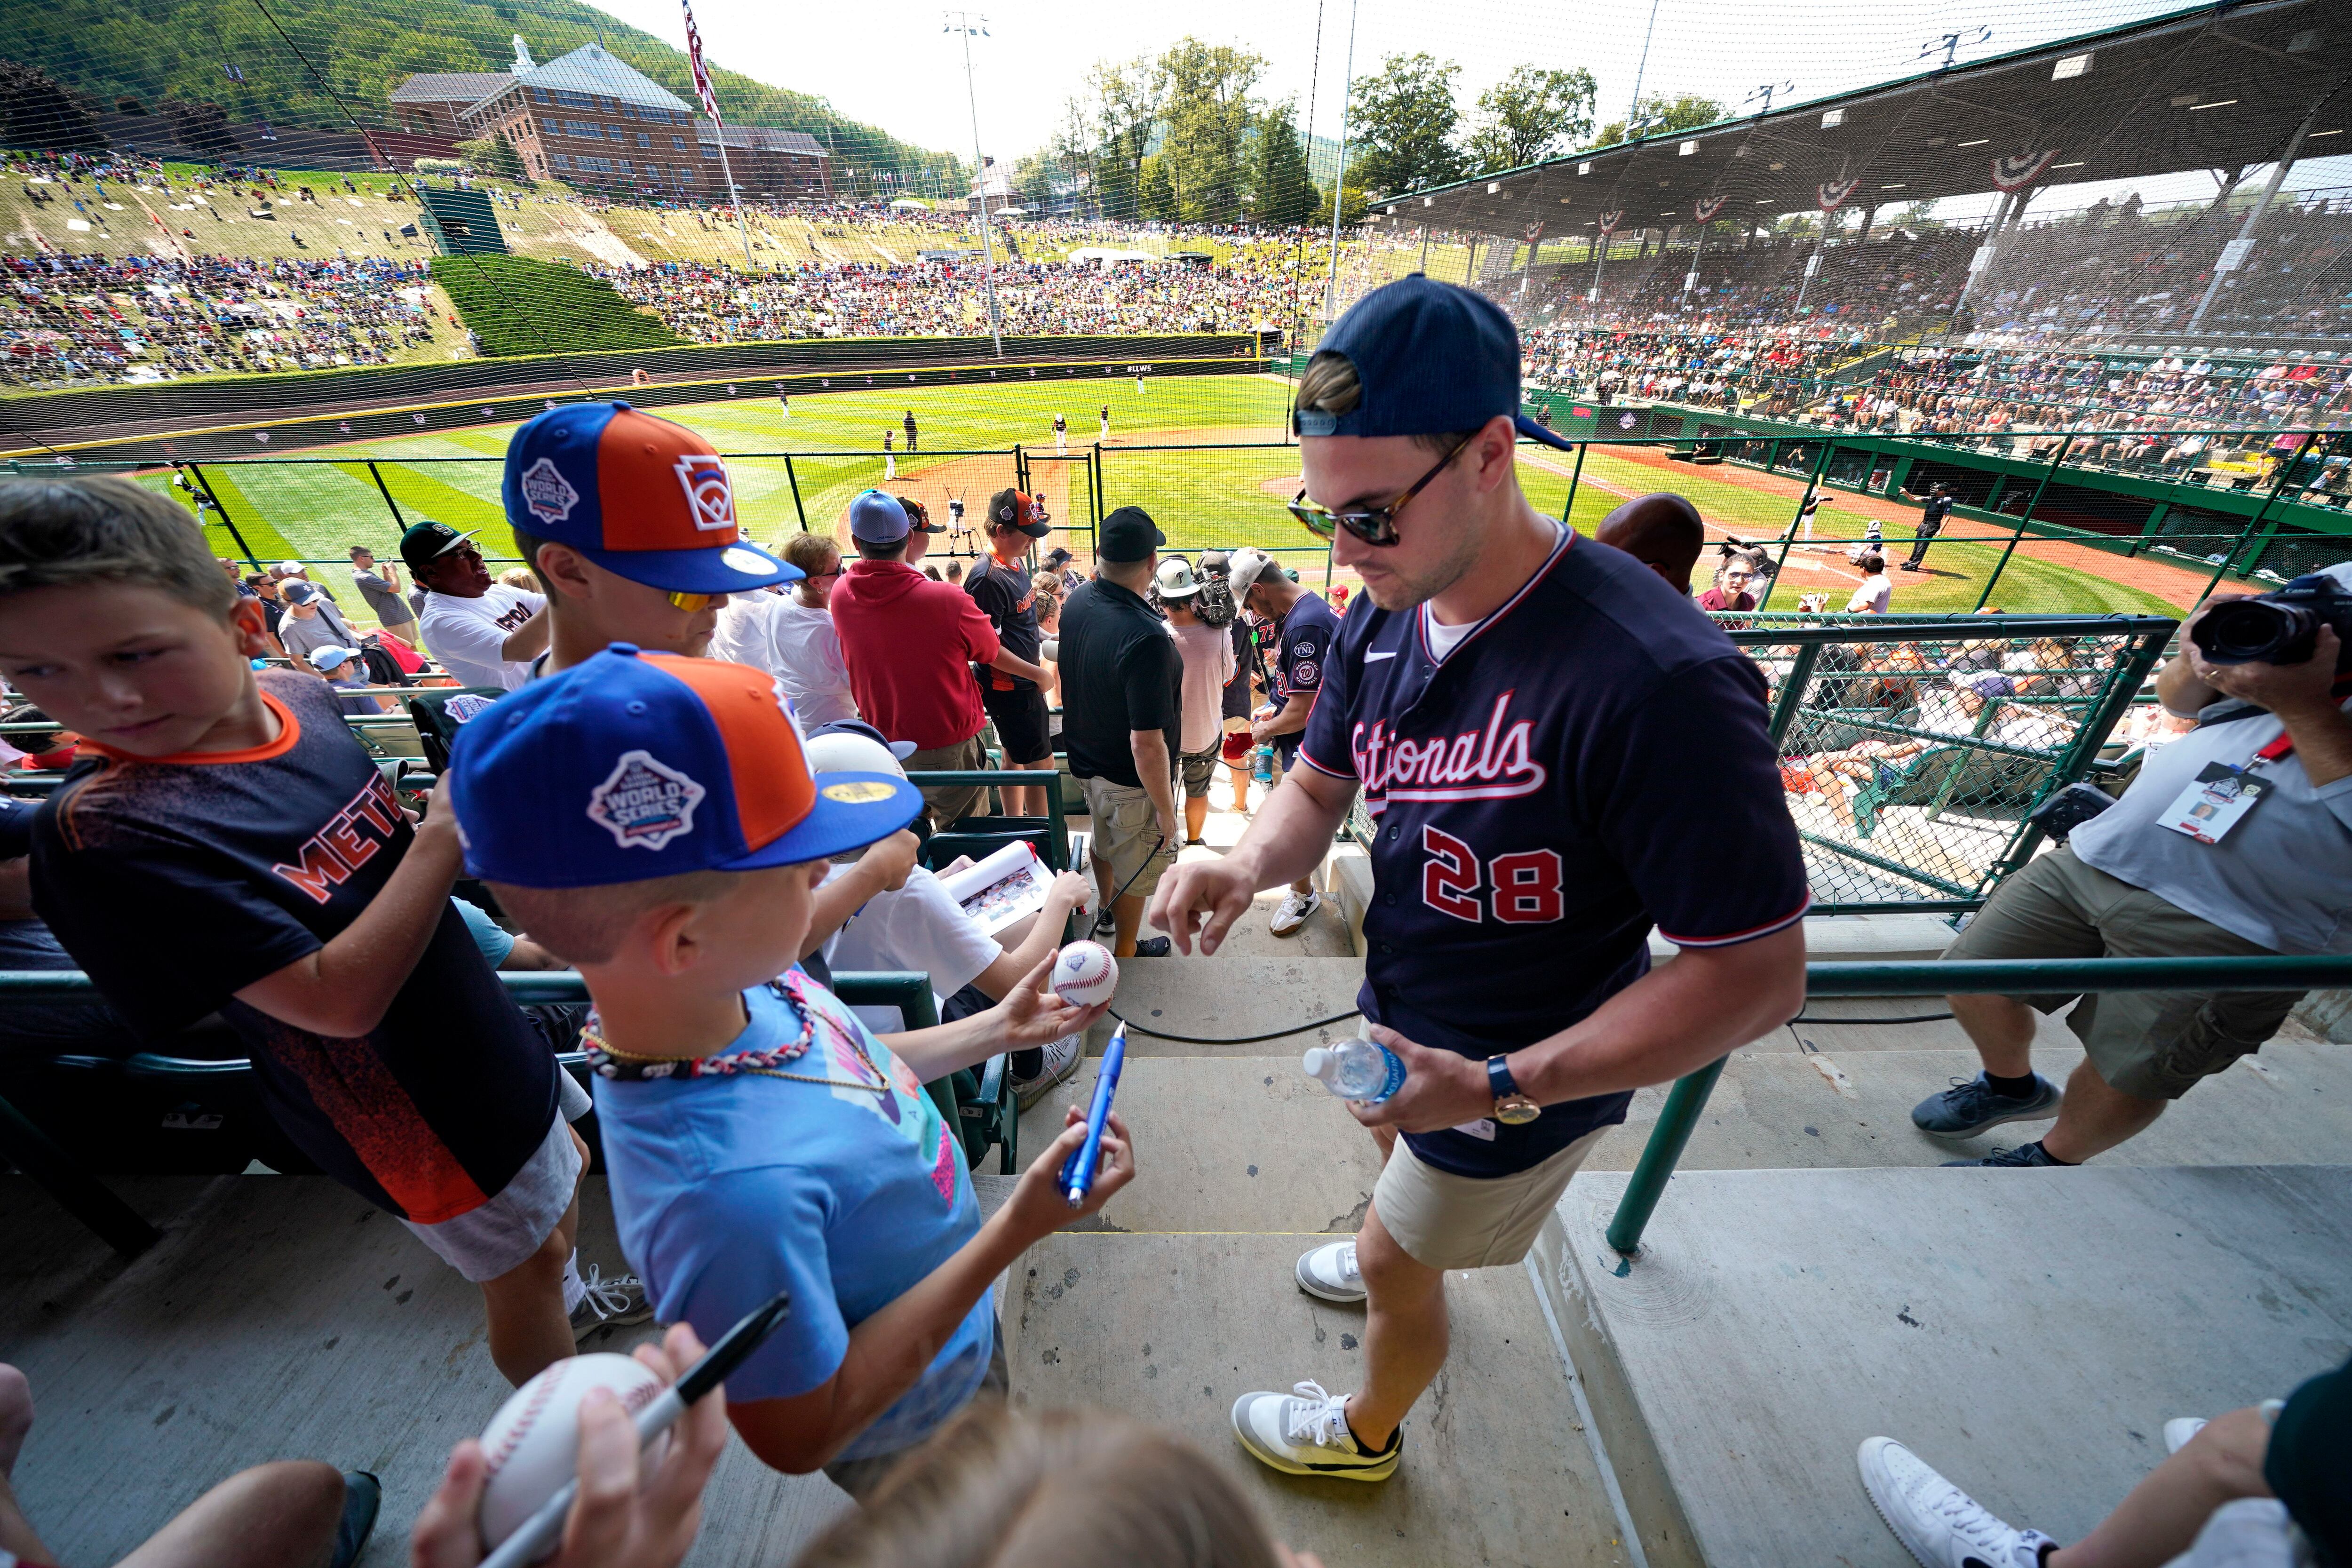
[{"xmin": 1060, "ymin": 1020, "xmax": 1126, "ymax": 1208}]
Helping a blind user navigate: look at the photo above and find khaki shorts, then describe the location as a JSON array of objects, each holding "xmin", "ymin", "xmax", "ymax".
[
  {"xmin": 1077, "ymin": 773, "xmax": 1176, "ymax": 903},
  {"xmin": 904, "ymin": 733, "xmax": 987, "ymax": 828},
  {"xmin": 1373, "ymin": 1125, "xmax": 1611, "ymax": 1271},
  {"xmin": 1945, "ymin": 845, "xmax": 2304, "ymax": 1100}
]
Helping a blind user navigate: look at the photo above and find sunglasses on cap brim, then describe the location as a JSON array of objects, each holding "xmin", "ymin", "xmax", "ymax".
[{"xmin": 1286, "ymin": 431, "xmax": 1476, "ymax": 548}]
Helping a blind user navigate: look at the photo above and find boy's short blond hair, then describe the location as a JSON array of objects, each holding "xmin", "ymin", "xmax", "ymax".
[
  {"xmin": 780, "ymin": 532, "xmax": 839, "ymax": 577},
  {"xmin": 489, "ymin": 870, "xmax": 738, "ymax": 964},
  {"xmin": 0, "ymin": 477, "xmax": 237, "ymax": 614}
]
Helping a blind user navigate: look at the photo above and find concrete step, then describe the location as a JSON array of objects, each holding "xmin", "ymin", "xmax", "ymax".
[
  {"xmin": 1537, "ymin": 1163, "xmax": 2352, "ymax": 1567},
  {"xmin": 0, "ymin": 1176, "xmax": 849, "ymax": 1568},
  {"xmin": 1014, "ymin": 1040, "xmax": 2352, "ymax": 1234},
  {"xmin": 1085, "ymin": 955, "xmax": 1366, "ymax": 1056},
  {"xmin": 1001, "ymin": 1229, "xmax": 1640, "ymax": 1568}
]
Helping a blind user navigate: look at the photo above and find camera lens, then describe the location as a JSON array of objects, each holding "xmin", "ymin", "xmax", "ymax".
[{"xmin": 2193, "ymin": 600, "xmax": 2315, "ymax": 666}]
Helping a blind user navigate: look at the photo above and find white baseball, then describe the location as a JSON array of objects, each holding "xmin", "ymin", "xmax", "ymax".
[
  {"xmin": 477, "ymin": 1352, "xmax": 670, "ymax": 1554},
  {"xmin": 1051, "ymin": 940, "xmax": 1119, "ymax": 1007}
]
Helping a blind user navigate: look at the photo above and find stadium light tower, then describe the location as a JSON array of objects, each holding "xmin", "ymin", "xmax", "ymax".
[{"xmin": 945, "ymin": 11, "xmax": 1005, "ymax": 357}]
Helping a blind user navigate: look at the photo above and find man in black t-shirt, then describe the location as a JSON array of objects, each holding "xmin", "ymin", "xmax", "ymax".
[
  {"xmin": 969, "ymin": 487, "xmax": 1055, "ymax": 818},
  {"xmin": 1057, "ymin": 507, "xmax": 1180, "ymax": 958}
]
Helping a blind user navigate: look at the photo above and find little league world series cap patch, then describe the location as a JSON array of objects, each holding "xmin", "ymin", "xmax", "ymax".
[
  {"xmin": 445, "ymin": 645, "xmax": 923, "ymax": 889},
  {"xmin": 500, "ymin": 401, "xmax": 800, "ymax": 595}
]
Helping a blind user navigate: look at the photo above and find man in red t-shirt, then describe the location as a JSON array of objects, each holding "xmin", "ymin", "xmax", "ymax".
[{"xmin": 830, "ymin": 490, "xmax": 1050, "ymax": 825}]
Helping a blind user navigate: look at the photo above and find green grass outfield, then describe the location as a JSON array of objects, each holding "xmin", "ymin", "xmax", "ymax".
[{"xmin": 150, "ymin": 372, "xmax": 2187, "ymax": 623}]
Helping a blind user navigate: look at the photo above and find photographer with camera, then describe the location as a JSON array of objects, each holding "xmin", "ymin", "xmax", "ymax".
[{"xmin": 1917, "ymin": 565, "xmax": 2352, "ymax": 1167}]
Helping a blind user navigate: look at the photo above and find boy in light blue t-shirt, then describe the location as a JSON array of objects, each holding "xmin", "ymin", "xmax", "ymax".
[{"xmin": 449, "ymin": 646, "xmax": 1126, "ymax": 1496}]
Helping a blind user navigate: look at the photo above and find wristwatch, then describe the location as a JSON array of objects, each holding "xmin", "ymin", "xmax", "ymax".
[{"xmin": 1486, "ymin": 1055, "xmax": 1542, "ymax": 1125}]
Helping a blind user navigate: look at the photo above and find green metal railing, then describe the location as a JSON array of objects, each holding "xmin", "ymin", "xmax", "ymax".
[
  {"xmin": 0, "ymin": 967, "xmax": 942, "ymax": 1257},
  {"xmin": 1603, "ymin": 952, "xmax": 2352, "ymax": 1256}
]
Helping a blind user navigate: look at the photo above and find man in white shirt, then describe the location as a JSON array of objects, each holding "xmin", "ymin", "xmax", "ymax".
[
  {"xmin": 1922, "ymin": 568, "xmax": 2352, "ymax": 1168},
  {"xmin": 767, "ymin": 532, "xmax": 860, "ymax": 728},
  {"xmin": 404, "ymin": 520, "xmax": 549, "ymax": 691},
  {"xmin": 708, "ymin": 586, "xmax": 784, "ymax": 674},
  {"xmin": 1845, "ymin": 552, "xmax": 1891, "ymax": 614}
]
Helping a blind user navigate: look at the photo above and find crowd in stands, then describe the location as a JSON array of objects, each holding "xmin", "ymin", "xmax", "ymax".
[
  {"xmin": 596, "ymin": 243, "xmax": 1303, "ymax": 342},
  {"xmin": 2, "ymin": 252, "xmax": 443, "ymax": 384}
]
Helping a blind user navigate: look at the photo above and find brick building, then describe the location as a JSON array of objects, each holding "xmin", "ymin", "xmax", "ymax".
[
  {"xmin": 389, "ymin": 40, "xmax": 829, "ymax": 203},
  {"xmin": 387, "ymin": 72, "xmax": 516, "ymax": 139}
]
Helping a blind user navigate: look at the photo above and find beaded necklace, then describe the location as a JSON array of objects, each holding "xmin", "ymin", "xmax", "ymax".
[{"xmin": 582, "ymin": 972, "xmax": 892, "ymax": 1098}]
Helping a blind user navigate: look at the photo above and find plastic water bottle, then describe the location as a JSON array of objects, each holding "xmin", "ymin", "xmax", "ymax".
[
  {"xmin": 1303, "ymin": 1037, "xmax": 1405, "ymax": 1104},
  {"xmin": 1253, "ymin": 744, "xmax": 1275, "ymax": 785}
]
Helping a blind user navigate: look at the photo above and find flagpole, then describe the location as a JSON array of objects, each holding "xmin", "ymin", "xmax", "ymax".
[
  {"xmin": 713, "ymin": 126, "xmax": 754, "ymax": 271},
  {"xmin": 681, "ymin": 0, "xmax": 755, "ymax": 272}
]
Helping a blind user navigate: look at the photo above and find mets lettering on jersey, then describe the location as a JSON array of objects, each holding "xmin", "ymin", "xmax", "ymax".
[{"xmin": 1295, "ymin": 529, "xmax": 1808, "ymax": 1177}]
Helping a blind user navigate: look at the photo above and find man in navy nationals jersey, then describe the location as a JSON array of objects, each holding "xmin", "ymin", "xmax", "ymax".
[
  {"xmin": 1148, "ymin": 277, "xmax": 1808, "ymax": 1483},
  {"xmin": 1230, "ymin": 547, "xmax": 1340, "ymax": 938}
]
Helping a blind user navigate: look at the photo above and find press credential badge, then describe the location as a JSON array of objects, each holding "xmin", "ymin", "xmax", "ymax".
[{"xmin": 2156, "ymin": 761, "xmax": 2270, "ymax": 844}]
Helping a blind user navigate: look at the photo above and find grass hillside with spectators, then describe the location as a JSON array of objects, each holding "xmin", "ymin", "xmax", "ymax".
[{"xmin": 429, "ymin": 254, "xmax": 680, "ymax": 357}]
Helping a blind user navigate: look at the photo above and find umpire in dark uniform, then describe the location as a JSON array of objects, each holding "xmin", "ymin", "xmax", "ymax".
[{"xmin": 1150, "ymin": 276, "xmax": 1810, "ymax": 1484}]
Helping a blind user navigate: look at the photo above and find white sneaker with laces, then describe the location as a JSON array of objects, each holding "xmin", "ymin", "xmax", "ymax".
[
  {"xmin": 2165, "ymin": 1417, "xmax": 2207, "ymax": 1454},
  {"xmin": 1295, "ymin": 1240, "xmax": 1365, "ymax": 1304},
  {"xmin": 1231, "ymin": 1381, "xmax": 1400, "ymax": 1481},
  {"xmin": 568, "ymin": 1265, "xmax": 652, "ymax": 1343},
  {"xmin": 1857, "ymin": 1437, "xmax": 2056, "ymax": 1568},
  {"xmin": 1011, "ymin": 1032, "xmax": 1084, "ymax": 1110},
  {"xmin": 1270, "ymin": 889, "xmax": 1321, "ymax": 938}
]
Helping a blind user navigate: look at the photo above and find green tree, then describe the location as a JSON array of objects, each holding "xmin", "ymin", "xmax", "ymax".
[
  {"xmin": 1139, "ymin": 154, "xmax": 1177, "ymax": 221},
  {"xmin": 0, "ymin": 58, "xmax": 103, "ymax": 150},
  {"xmin": 3, "ymin": 0, "xmax": 957, "ymax": 186},
  {"xmin": 1465, "ymin": 64, "xmax": 1596, "ymax": 173},
  {"xmin": 1155, "ymin": 37, "xmax": 1263, "ymax": 223},
  {"xmin": 1592, "ymin": 91, "xmax": 1724, "ymax": 148},
  {"xmin": 456, "ymin": 135, "xmax": 523, "ymax": 180},
  {"xmin": 1348, "ymin": 53, "xmax": 1463, "ymax": 197},
  {"xmin": 1084, "ymin": 55, "xmax": 1162, "ymax": 221},
  {"xmin": 1249, "ymin": 101, "xmax": 1317, "ymax": 225}
]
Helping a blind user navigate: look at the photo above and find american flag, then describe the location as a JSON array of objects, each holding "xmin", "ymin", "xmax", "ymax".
[{"xmin": 681, "ymin": 0, "xmax": 722, "ymax": 124}]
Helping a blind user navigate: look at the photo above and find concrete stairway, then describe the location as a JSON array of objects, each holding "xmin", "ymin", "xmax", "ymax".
[{"xmin": 987, "ymin": 806, "xmax": 2352, "ymax": 1565}]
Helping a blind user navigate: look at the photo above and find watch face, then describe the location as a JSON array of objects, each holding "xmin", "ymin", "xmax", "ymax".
[{"xmin": 1494, "ymin": 1096, "xmax": 1542, "ymax": 1126}]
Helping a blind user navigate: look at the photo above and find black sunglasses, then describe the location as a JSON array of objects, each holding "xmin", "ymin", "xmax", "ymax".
[{"xmin": 1286, "ymin": 432, "xmax": 1477, "ymax": 548}]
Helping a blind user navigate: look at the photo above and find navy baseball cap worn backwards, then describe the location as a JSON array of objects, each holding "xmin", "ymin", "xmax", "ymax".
[
  {"xmin": 1295, "ymin": 274, "xmax": 1573, "ymax": 452},
  {"xmin": 445, "ymin": 645, "xmax": 921, "ymax": 889},
  {"xmin": 501, "ymin": 401, "xmax": 798, "ymax": 595}
]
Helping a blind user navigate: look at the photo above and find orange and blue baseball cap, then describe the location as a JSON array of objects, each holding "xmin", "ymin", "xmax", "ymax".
[
  {"xmin": 501, "ymin": 401, "xmax": 798, "ymax": 594},
  {"xmin": 445, "ymin": 645, "xmax": 921, "ymax": 889}
]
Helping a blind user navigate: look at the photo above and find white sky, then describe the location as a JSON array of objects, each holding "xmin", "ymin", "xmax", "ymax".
[{"xmin": 580, "ymin": 0, "xmax": 2352, "ymax": 210}]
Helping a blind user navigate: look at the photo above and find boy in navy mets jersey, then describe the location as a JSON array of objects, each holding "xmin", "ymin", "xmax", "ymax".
[
  {"xmin": 1150, "ymin": 277, "xmax": 1810, "ymax": 1482},
  {"xmin": 0, "ymin": 478, "xmax": 640, "ymax": 1388}
]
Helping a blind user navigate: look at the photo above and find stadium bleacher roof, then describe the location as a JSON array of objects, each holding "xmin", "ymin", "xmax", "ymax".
[{"xmin": 1384, "ymin": 0, "xmax": 2351, "ymax": 241}]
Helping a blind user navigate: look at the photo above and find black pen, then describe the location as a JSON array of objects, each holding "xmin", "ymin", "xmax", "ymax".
[{"xmin": 480, "ymin": 1288, "xmax": 791, "ymax": 1568}]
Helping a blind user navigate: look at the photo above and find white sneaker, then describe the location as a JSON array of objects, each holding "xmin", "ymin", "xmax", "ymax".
[
  {"xmin": 1231, "ymin": 1381, "xmax": 1400, "ymax": 1481},
  {"xmin": 1857, "ymin": 1437, "xmax": 2057, "ymax": 1568},
  {"xmin": 2165, "ymin": 1417, "xmax": 2207, "ymax": 1454},
  {"xmin": 568, "ymin": 1265, "xmax": 652, "ymax": 1343},
  {"xmin": 1295, "ymin": 1240, "xmax": 1365, "ymax": 1304},
  {"xmin": 1010, "ymin": 1032, "xmax": 1084, "ymax": 1111},
  {"xmin": 1270, "ymin": 889, "xmax": 1321, "ymax": 937}
]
